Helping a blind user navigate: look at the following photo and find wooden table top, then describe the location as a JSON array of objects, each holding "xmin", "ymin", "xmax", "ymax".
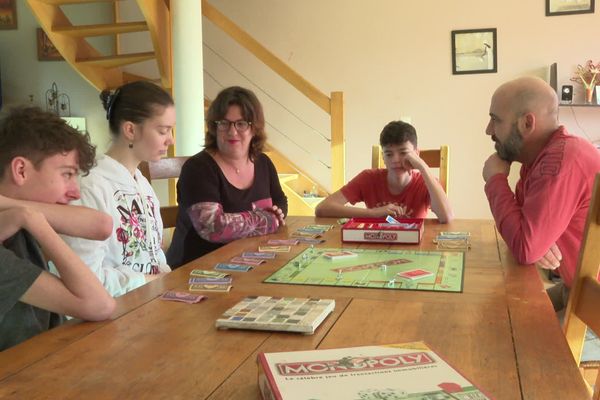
[{"xmin": 0, "ymin": 217, "xmax": 589, "ymax": 399}]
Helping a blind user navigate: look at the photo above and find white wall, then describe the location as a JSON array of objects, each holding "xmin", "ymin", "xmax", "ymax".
[
  {"xmin": 203, "ymin": 0, "xmax": 600, "ymax": 219},
  {"xmin": 0, "ymin": 1, "xmax": 114, "ymax": 153}
]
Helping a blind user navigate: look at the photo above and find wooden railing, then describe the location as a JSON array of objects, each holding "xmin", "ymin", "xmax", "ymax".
[{"xmin": 201, "ymin": 0, "xmax": 345, "ymax": 191}]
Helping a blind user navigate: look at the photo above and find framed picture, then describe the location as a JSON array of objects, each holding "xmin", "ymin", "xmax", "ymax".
[
  {"xmin": 451, "ymin": 28, "xmax": 497, "ymax": 75},
  {"xmin": 37, "ymin": 28, "xmax": 64, "ymax": 61},
  {"xmin": 0, "ymin": 0, "xmax": 17, "ymax": 30},
  {"xmin": 546, "ymin": 0, "xmax": 595, "ymax": 16}
]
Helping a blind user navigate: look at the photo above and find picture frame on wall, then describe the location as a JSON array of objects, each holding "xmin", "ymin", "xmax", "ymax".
[
  {"xmin": 451, "ymin": 28, "xmax": 497, "ymax": 75},
  {"xmin": 546, "ymin": 0, "xmax": 595, "ymax": 16},
  {"xmin": 37, "ymin": 28, "xmax": 64, "ymax": 61},
  {"xmin": 0, "ymin": 0, "xmax": 17, "ymax": 30}
]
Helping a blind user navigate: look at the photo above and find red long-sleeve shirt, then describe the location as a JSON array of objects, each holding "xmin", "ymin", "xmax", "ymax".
[{"xmin": 485, "ymin": 126, "xmax": 600, "ymax": 287}]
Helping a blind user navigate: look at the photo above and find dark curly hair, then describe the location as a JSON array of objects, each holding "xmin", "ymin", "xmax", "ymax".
[
  {"xmin": 0, "ymin": 106, "xmax": 96, "ymax": 177},
  {"xmin": 100, "ymin": 81, "xmax": 174, "ymax": 136},
  {"xmin": 379, "ymin": 120, "xmax": 418, "ymax": 148},
  {"xmin": 205, "ymin": 86, "xmax": 266, "ymax": 161}
]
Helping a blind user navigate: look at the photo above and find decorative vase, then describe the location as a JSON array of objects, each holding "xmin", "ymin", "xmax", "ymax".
[
  {"xmin": 585, "ymin": 87, "xmax": 594, "ymax": 104},
  {"xmin": 596, "ymin": 86, "xmax": 600, "ymax": 105}
]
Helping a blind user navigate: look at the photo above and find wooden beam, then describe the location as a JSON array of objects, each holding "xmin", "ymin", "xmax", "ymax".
[
  {"xmin": 76, "ymin": 51, "xmax": 155, "ymax": 68},
  {"xmin": 52, "ymin": 21, "xmax": 147, "ymax": 37},
  {"xmin": 202, "ymin": 0, "xmax": 331, "ymax": 114},
  {"xmin": 136, "ymin": 0, "xmax": 172, "ymax": 89},
  {"xmin": 38, "ymin": 0, "xmax": 121, "ymax": 5},
  {"xmin": 330, "ymin": 91, "xmax": 345, "ymax": 191}
]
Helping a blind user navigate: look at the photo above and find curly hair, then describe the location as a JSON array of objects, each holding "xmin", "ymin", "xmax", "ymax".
[
  {"xmin": 205, "ymin": 86, "xmax": 266, "ymax": 161},
  {"xmin": 100, "ymin": 81, "xmax": 174, "ymax": 136},
  {"xmin": 0, "ymin": 106, "xmax": 96, "ymax": 177}
]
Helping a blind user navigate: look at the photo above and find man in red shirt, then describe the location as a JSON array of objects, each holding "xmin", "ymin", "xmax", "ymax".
[
  {"xmin": 315, "ymin": 120, "xmax": 453, "ymax": 223},
  {"xmin": 483, "ymin": 76, "xmax": 600, "ymax": 311}
]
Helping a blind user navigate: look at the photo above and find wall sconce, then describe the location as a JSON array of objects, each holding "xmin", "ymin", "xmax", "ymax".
[{"xmin": 45, "ymin": 82, "xmax": 70, "ymax": 117}]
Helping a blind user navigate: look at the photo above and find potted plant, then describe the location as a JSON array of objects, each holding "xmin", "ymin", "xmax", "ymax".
[{"xmin": 570, "ymin": 60, "xmax": 600, "ymax": 104}]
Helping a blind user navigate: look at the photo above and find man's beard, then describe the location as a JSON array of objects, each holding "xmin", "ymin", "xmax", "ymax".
[{"xmin": 495, "ymin": 123, "xmax": 523, "ymax": 162}]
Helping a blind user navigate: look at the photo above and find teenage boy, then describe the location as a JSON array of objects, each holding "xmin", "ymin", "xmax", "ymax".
[
  {"xmin": 315, "ymin": 120, "xmax": 453, "ymax": 223},
  {"xmin": 0, "ymin": 106, "xmax": 115, "ymax": 351}
]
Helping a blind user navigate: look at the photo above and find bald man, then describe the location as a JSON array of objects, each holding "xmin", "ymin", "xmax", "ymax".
[{"xmin": 483, "ymin": 76, "xmax": 600, "ymax": 311}]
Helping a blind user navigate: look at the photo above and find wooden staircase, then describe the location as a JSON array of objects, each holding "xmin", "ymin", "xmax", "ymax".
[
  {"xmin": 27, "ymin": 0, "xmax": 171, "ymax": 90},
  {"xmin": 265, "ymin": 146, "xmax": 326, "ymax": 216},
  {"xmin": 27, "ymin": 0, "xmax": 333, "ymax": 216}
]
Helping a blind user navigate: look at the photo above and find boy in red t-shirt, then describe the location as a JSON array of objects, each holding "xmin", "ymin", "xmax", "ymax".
[{"xmin": 315, "ymin": 120, "xmax": 453, "ymax": 223}]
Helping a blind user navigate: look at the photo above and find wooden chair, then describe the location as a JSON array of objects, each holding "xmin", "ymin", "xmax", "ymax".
[
  {"xmin": 564, "ymin": 172, "xmax": 600, "ymax": 399},
  {"xmin": 371, "ymin": 145, "xmax": 450, "ymax": 194},
  {"xmin": 139, "ymin": 156, "xmax": 189, "ymax": 228}
]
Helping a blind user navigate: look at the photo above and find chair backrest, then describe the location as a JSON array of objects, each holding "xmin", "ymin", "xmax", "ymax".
[
  {"xmin": 564, "ymin": 172, "xmax": 600, "ymax": 399},
  {"xmin": 139, "ymin": 156, "xmax": 189, "ymax": 228},
  {"xmin": 371, "ymin": 145, "xmax": 450, "ymax": 194}
]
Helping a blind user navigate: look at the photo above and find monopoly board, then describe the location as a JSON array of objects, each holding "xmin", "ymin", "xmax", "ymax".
[{"xmin": 264, "ymin": 248, "xmax": 465, "ymax": 293}]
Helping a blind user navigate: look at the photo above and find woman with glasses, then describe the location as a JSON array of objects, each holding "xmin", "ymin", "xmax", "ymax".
[
  {"xmin": 64, "ymin": 81, "xmax": 175, "ymax": 296},
  {"xmin": 166, "ymin": 86, "xmax": 287, "ymax": 268}
]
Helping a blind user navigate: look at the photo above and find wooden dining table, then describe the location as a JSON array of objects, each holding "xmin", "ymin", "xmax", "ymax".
[{"xmin": 0, "ymin": 217, "xmax": 590, "ymax": 399}]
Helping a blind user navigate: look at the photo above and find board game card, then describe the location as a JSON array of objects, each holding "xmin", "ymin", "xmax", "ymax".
[
  {"xmin": 440, "ymin": 231, "xmax": 471, "ymax": 237},
  {"xmin": 295, "ymin": 237, "xmax": 326, "ymax": 244},
  {"xmin": 258, "ymin": 245, "xmax": 291, "ymax": 253},
  {"xmin": 230, "ymin": 257, "xmax": 266, "ymax": 266},
  {"xmin": 189, "ymin": 283, "xmax": 232, "ymax": 292},
  {"xmin": 215, "ymin": 263, "xmax": 253, "ymax": 272},
  {"xmin": 304, "ymin": 224, "xmax": 334, "ymax": 231},
  {"xmin": 267, "ymin": 239, "xmax": 299, "ymax": 245},
  {"xmin": 322, "ymin": 251, "xmax": 358, "ymax": 261},
  {"xmin": 397, "ymin": 268, "xmax": 434, "ymax": 280},
  {"xmin": 189, "ymin": 276, "xmax": 232, "ymax": 285},
  {"xmin": 436, "ymin": 239, "xmax": 471, "ymax": 249},
  {"xmin": 160, "ymin": 291, "xmax": 206, "ymax": 304},
  {"xmin": 190, "ymin": 269, "xmax": 229, "ymax": 278},
  {"xmin": 291, "ymin": 231, "xmax": 321, "ymax": 238},
  {"xmin": 385, "ymin": 215, "xmax": 401, "ymax": 224},
  {"xmin": 241, "ymin": 251, "xmax": 276, "ymax": 259}
]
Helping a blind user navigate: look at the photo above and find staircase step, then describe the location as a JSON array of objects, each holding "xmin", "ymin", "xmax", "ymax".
[
  {"xmin": 76, "ymin": 51, "xmax": 156, "ymax": 68},
  {"xmin": 53, "ymin": 22, "xmax": 148, "ymax": 37},
  {"xmin": 278, "ymin": 173, "xmax": 299, "ymax": 184},
  {"xmin": 301, "ymin": 196, "xmax": 324, "ymax": 208},
  {"xmin": 38, "ymin": 0, "xmax": 121, "ymax": 4}
]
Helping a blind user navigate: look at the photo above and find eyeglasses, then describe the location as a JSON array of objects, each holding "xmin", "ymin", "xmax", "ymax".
[{"xmin": 214, "ymin": 120, "xmax": 252, "ymax": 132}]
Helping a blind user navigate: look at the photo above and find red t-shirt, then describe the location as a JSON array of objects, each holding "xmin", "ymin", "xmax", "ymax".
[
  {"xmin": 485, "ymin": 126, "xmax": 600, "ymax": 287},
  {"xmin": 340, "ymin": 169, "xmax": 431, "ymax": 218}
]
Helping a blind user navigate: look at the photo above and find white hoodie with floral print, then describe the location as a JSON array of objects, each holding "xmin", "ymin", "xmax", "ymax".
[{"xmin": 63, "ymin": 155, "xmax": 170, "ymax": 297}]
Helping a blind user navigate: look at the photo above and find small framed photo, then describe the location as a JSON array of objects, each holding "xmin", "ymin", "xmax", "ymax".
[
  {"xmin": 0, "ymin": 0, "xmax": 17, "ymax": 30},
  {"xmin": 546, "ymin": 0, "xmax": 595, "ymax": 16},
  {"xmin": 451, "ymin": 28, "xmax": 497, "ymax": 75},
  {"xmin": 37, "ymin": 28, "xmax": 64, "ymax": 61}
]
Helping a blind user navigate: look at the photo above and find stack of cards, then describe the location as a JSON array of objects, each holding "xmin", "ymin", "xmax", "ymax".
[
  {"xmin": 258, "ymin": 245, "xmax": 291, "ymax": 253},
  {"xmin": 322, "ymin": 250, "xmax": 358, "ymax": 261},
  {"xmin": 267, "ymin": 239, "xmax": 299, "ymax": 246},
  {"xmin": 216, "ymin": 262, "xmax": 254, "ymax": 272},
  {"xmin": 295, "ymin": 237, "xmax": 325, "ymax": 244},
  {"xmin": 160, "ymin": 291, "xmax": 206, "ymax": 304},
  {"xmin": 397, "ymin": 268, "xmax": 434, "ymax": 280},
  {"xmin": 189, "ymin": 269, "xmax": 233, "ymax": 292},
  {"xmin": 291, "ymin": 224, "xmax": 333, "ymax": 240},
  {"xmin": 434, "ymin": 231, "xmax": 471, "ymax": 249}
]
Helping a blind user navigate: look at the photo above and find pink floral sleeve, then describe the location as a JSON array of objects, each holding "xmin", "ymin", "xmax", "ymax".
[{"xmin": 187, "ymin": 201, "xmax": 279, "ymax": 243}]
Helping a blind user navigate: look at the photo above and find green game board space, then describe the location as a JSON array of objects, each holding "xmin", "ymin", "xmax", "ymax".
[{"xmin": 264, "ymin": 248, "xmax": 465, "ymax": 293}]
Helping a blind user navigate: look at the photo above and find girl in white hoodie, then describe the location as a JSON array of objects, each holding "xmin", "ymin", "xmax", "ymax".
[{"xmin": 64, "ymin": 81, "xmax": 175, "ymax": 296}]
